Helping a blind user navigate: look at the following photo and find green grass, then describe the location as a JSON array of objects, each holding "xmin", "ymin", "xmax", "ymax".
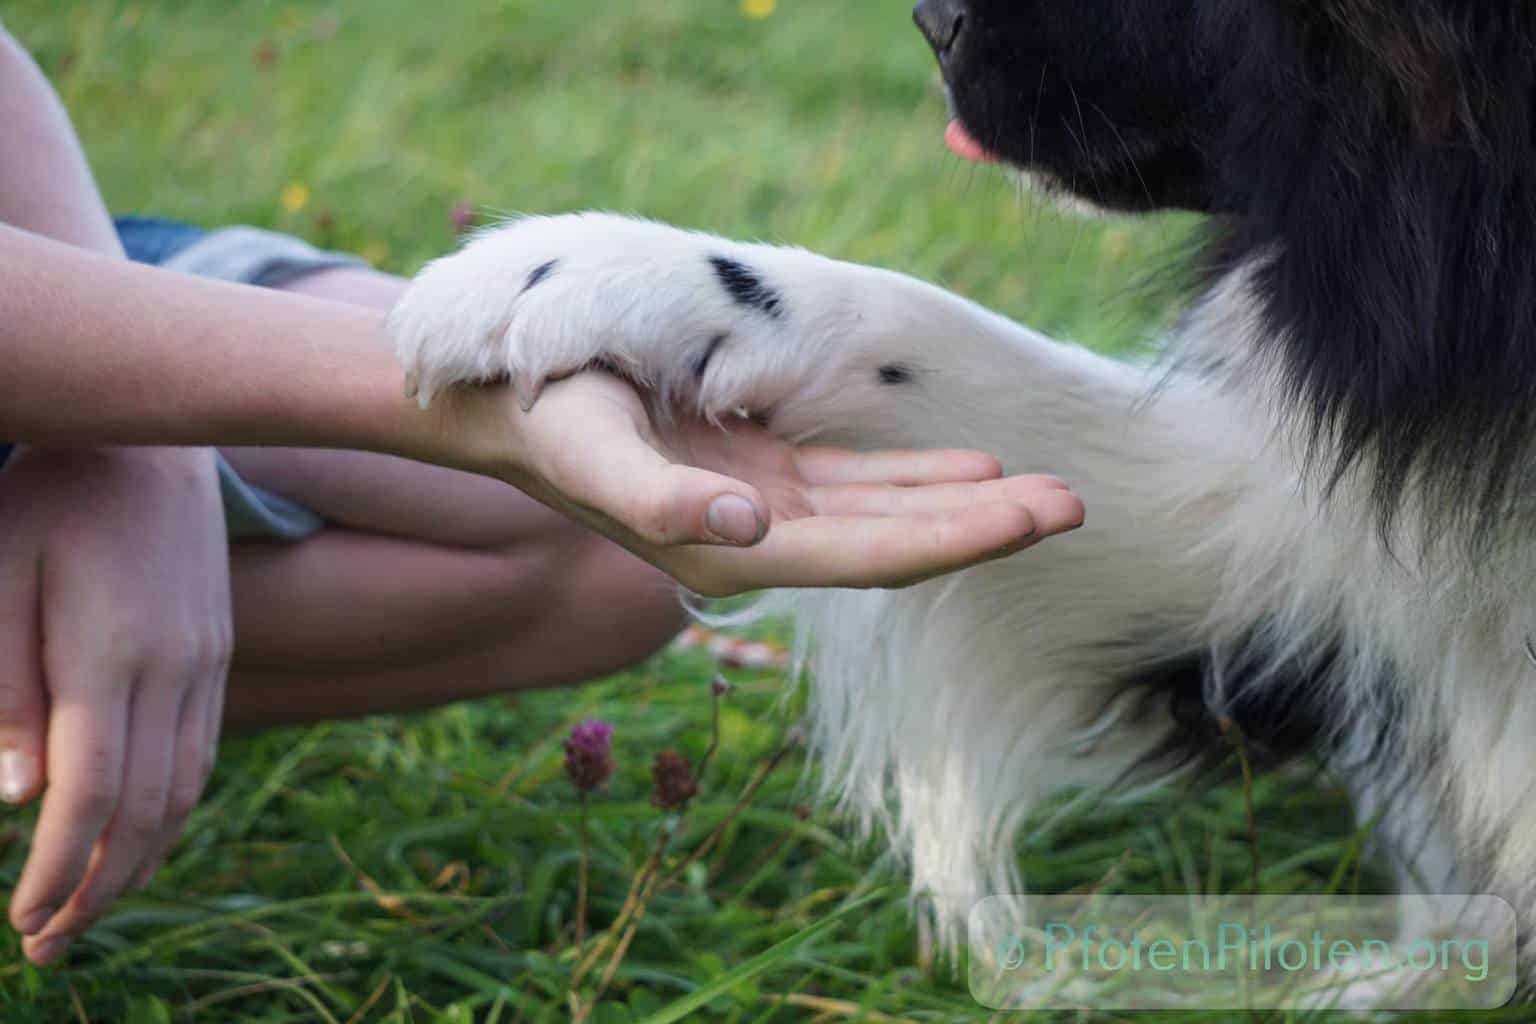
[{"xmin": 0, "ymin": 2, "xmax": 1503, "ymax": 1021}]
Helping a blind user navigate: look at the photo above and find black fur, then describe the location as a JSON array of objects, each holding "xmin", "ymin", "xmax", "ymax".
[
  {"xmin": 1101, "ymin": 621, "xmax": 1345, "ymax": 781},
  {"xmin": 930, "ymin": 0, "xmax": 1536, "ymax": 544},
  {"xmin": 1136, "ymin": 654, "xmax": 1332, "ymax": 776},
  {"xmin": 709, "ymin": 256, "xmax": 785, "ymax": 319},
  {"xmin": 523, "ymin": 259, "xmax": 558, "ymax": 293}
]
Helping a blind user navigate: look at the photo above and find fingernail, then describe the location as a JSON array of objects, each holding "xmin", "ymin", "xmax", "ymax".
[
  {"xmin": 17, "ymin": 905, "xmax": 57, "ymax": 935},
  {"xmin": 995, "ymin": 526, "xmax": 1038, "ymax": 555},
  {"xmin": 29, "ymin": 935, "xmax": 67, "ymax": 965},
  {"xmin": 706, "ymin": 495, "xmax": 765, "ymax": 546},
  {"xmin": 0, "ymin": 749, "xmax": 35, "ymax": 804}
]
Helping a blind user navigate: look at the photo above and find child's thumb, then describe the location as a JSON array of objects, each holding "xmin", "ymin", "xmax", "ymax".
[{"xmin": 629, "ymin": 465, "xmax": 768, "ymax": 548}]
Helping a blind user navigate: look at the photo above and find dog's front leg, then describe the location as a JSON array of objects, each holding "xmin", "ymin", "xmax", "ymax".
[{"xmin": 388, "ymin": 212, "xmax": 1272, "ymax": 947}]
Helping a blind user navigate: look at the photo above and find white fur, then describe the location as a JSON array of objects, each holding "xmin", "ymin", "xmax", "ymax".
[{"xmin": 389, "ymin": 213, "xmax": 1536, "ymax": 968}]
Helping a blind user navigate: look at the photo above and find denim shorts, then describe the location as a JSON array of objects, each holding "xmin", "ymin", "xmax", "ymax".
[{"xmin": 0, "ymin": 218, "xmax": 367, "ymax": 540}]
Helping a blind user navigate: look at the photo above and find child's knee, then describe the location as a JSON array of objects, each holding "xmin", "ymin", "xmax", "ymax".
[{"xmin": 541, "ymin": 534, "xmax": 688, "ymax": 669}]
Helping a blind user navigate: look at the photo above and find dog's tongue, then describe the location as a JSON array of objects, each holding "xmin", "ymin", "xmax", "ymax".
[{"xmin": 945, "ymin": 120, "xmax": 996, "ymax": 163}]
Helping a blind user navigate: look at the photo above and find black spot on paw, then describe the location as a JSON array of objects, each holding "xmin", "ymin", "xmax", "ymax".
[
  {"xmin": 878, "ymin": 363, "xmax": 914, "ymax": 385},
  {"xmin": 693, "ymin": 334, "xmax": 729, "ymax": 380},
  {"xmin": 523, "ymin": 259, "xmax": 559, "ymax": 293},
  {"xmin": 709, "ymin": 256, "xmax": 784, "ymax": 319}
]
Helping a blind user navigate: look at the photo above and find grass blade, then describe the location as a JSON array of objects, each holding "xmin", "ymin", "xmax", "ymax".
[{"xmin": 636, "ymin": 890, "xmax": 888, "ymax": 1024}]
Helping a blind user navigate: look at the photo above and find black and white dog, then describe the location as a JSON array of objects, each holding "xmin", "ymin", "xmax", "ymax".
[{"xmin": 390, "ymin": 0, "xmax": 1536, "ymax": 965}]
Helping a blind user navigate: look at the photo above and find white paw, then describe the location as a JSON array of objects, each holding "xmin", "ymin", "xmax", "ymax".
[{"xmin": 387, "ymin": 212, "xmax": 849, "ymax": 421}]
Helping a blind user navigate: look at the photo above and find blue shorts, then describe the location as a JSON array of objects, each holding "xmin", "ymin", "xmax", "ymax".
[{"xmin": 0, "ymin": 218, "xmax": 366, "ymax": 540}]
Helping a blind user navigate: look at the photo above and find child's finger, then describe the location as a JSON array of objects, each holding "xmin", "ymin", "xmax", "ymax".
[
  {"xmin": 808, "ymin": 474, "xmax": 1076, "ymax": 518},
  {"xmin": 8, "ymin": 693, "xmax": 128, "ymax": 945},
  {"xmin": 677, "ymin": 501, "xmax": 1044, "ymax": 595},
  {"xmin": 132, "ymin": 679, "xmax": 217, "ymax": 890},
  {"xmin": 546, "ymin": 410, "xmax": 769, "ymax": 548},
  {"xmin": 32, "ymin": 683, "xmax": 181, "ymax": 950},
  {"xmin": 792, "ymin": 446, "xmax": 1005, "ymax": 486},
  {"xmin": 0, "ymin": 558, "xmax": 46, "ymax": 806}
]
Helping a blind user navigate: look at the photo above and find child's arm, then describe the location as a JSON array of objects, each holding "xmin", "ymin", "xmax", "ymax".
[
  {"xmin": 0, "ymin": 224, "xmax": 440, "ymax": 459},
  {"xmin": 0, "ymin": 29, "xmax": 120, "ymax": 252}
]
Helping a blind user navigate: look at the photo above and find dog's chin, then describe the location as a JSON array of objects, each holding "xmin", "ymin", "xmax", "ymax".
[
  {"xmin": 1013, "ymin": 168, "xmax": 1119, "ymax": 220},
  {"xmin": 945, "ymin": 117, "xmax": 1120, "ymax": 219}
]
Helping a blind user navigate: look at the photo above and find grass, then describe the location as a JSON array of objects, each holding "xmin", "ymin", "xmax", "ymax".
[{"xmin": 0, "ymin": 1, "xmax": 1514, "ymax": 1021}]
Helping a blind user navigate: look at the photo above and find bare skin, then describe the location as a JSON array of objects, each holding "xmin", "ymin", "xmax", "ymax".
[{"xmin": 0, "ymin": 27, "xmax": 1087, "ymax": 965}]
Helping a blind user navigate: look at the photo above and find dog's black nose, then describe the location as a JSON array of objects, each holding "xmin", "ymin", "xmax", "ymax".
[{"xmin": 913, "ymin": 0, "xmax": 965, "ymax": 57}]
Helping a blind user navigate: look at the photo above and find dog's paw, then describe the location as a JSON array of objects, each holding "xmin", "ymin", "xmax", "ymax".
[{"xmin": 387, "ymin": 212, "xmax": 842, "ymax": 419}]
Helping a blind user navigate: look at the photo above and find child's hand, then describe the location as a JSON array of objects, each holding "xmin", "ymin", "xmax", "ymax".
[
  {"xmin": 438, "ymin": 372, "xmax": 1085, "ymax": 597},
  {"xmin": 0, "ymin": 446, "xmax": 232, "ymax": 966}
]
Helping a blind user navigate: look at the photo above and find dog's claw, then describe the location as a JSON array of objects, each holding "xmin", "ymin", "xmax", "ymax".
[{"xmin": 514, "ymin": 374, "xmax": 545, "ymax": 413}]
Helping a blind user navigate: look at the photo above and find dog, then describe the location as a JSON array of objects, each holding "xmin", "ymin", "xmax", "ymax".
[{"xmin": 388, "ymin": 0, "xmax": 1536, "ymax": 980}]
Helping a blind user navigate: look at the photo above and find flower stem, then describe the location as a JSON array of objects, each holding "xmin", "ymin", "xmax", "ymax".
[{"xmin": 575, "ymin": 791, "xmax": 590, "ymax": 957}]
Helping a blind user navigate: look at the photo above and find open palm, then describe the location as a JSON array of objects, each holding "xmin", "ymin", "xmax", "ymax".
[{"xmin": 493, "ymin": 372, "xmax": 1084, "ymax": 597}]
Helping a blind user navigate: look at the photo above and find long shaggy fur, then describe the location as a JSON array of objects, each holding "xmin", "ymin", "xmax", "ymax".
[{"xmin": 1205, "ymin": 4, "xmax": 1536, "ymax": 544}]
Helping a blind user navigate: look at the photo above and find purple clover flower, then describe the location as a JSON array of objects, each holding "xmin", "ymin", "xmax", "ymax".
[
  {"xmin": 564, "ymin": 719, "xmax": 616, "ymax": 794},
  {"xmin": 650, "ymin": 750, "xmax": 699, "ymax": 811}
]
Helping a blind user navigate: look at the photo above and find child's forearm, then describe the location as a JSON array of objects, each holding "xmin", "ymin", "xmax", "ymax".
[{"xmin": 0, "ymin": 226, "xmax": 453, "ymax": 467}]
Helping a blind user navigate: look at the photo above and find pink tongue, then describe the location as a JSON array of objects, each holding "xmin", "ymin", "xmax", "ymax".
[{"xmin": 945, "ymin": 120, "xmax": 995, "ymax": 163}]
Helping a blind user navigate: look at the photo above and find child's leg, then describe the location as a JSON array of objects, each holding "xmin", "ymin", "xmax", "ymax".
[{"xmin": 220, "ymin": 267, "xmax": 686, "ymax": 730}]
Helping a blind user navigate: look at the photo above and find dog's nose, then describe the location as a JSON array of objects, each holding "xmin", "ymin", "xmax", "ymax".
[{"xmin": 913, "ymin": 0, "xmax": 965, "ymax": 57}]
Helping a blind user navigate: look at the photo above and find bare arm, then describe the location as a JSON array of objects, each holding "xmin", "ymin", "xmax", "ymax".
[
  {"xmin": 0, "ymin": 225, "xmax": 452, "ymax": 463},
  {"xmin": 0, "ymin": 29, "xmax": 121, "ymax": 252}
]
